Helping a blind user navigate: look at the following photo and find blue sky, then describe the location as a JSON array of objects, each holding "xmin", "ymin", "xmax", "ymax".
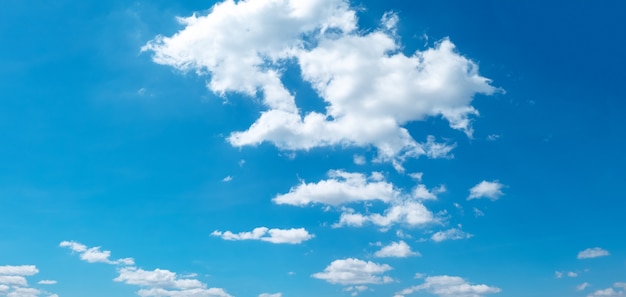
[{"xmin": 1, "ymin": 0, "xmax": 625, "ymax": 297}]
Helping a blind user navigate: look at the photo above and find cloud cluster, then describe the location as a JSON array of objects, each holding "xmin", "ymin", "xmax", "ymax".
[
  {"xmin": 0, "ymin": 265, "xmax": 57, "ymax": 297},
  {"xmin": 211, "ymin": 227, "xmax": 314, "ymax": 244},
  {"xmin": 143, "ymin": 0, "xmax": 497, "ymax": 163},
  {"xmin": 61, "ymin": 241, "xmax": 232, "ymax": 297},
  {"xmin": 395, "ymin": 275, "xmax": 501, "ymax": 297},
  {"xmin": 274, "ymin": 170, "xmax": 443, "ymax": 230},
  {"xmin": 140, "ymin": 0, "xmax": 504, "ymax": 295},
  {"xmin": 312, "ymin": 258, "xmax": 393, "ymax": 285}
]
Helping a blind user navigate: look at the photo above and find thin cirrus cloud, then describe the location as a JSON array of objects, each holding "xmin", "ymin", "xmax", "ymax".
[
  {"xmin": 374, "ymin": 241, "xmax": 420, "ymax": 258},
  {"xmin": 395, "ymin": 275, "xmax": 501, "ymax": 297},
  {"xmin": 431, "ymin": 228, "xmax": 473, "ymax": 242},
  {"xmin": 211, "ymin": 227, "xmax": 314, "ymax": 244},
  {"xmin": 577, "ymin": 247, "xmax": 610, "ymax": 259},
  {"xmin": 61, "ymin": 241, "xmax": 232, "ymax": 297},
  {"xmin": 312, "ymin": 258, "xmax": 393, "ymax": 285},
  {"xmin": 142, "ymin": 0, "xmax": 498, "ymax": 164},
  {"xmin": 467, "ymin": 180, "xmax": 505, "ymax": 201}
]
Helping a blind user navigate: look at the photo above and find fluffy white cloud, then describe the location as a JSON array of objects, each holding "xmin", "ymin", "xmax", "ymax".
[
  {"xmin": 334, "ymin": 200, "xmax": 436, "ymax": 229},
  {"xmin": 578, "ymin": 247, "xmax": 610, "ymax": 259},
  {"xmin": 37, "ymin": 280, "xmax": 57, "ymax": 285},
  {"xmin": 0, "ymin": 275, "xmax": 27, "ymax": 286},
  {"xmin": 431, "ymin": 228, "xmax": 473, "ymax": 242},
  {"xmin": 467, "ymin": 181, "xmax": 505, "ymax": 201},
  {"xmin": 587, "ymin": 288, "xmax": 624, "ymax": 297},
  {"xmin": 273, "ymin": 170, "xmax": 397, "ymax": 206},
  {"xmin": 312, "ymin": 258, "xmax": 393, "ymax": 285},
  {"xmin": 0, "ymin": 265, "xmax": 55, "ymax": 297},
  {"xmin": 62, "ymin": 241, "xmax": 232, "ymax": 297},
  {"xmin": 0, "ymin": 265, "xmax": 38, "ymax": 276},
  {"xmin": 211, "ymin": 227, "xmax": 313, "ymax": 244},
  {"xmin": 115, "ymin": 267, "xmax": 204, "ymax": 289},
  {"xmin": 144, "ymin": 0, "xmax": 497, "ymax": 163},
  {"xmin": 396, "ymin": 275, "xmax": 501, "ymax": 297},
  {"xmin": 412, "ymin": 184, "xmax": 445, "ymax": 201},
  {"xmin": 5, "ymin": 287, "xmax": 42, "ymax": 297},
  {"xmin": 374, "ymin": 241, "xmax": 420, "ymax": 258},
  {"xmin": 60, "ymin": 241, "xmax": 135, "ymax": 265}
]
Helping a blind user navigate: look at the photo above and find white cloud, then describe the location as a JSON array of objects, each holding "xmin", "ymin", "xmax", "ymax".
[
  {"xmin": 486, "ymin": 134, "xmax": 500, "ymax": 141},
  {"xmin": 60, "ymin": 241, "xmax": 135, "ymax": 265},
  {"xmin": 412, "ymin": 184, "xmax": 445, "ymax": 201},
  {"xmin": 312, "ymin": 258, "xmax": 393, "ymax": 285},
  {"xmin": 587, "ymin": 288, "xmax": 624, "ymax": 297},
  {"xmin": 467, "ymin": 181, "xmax": 505, "ymax": 201},
  {"xmin": 615, "ymin": 283, "xmax": 626, "ymax": 289},
  {"xmin": 555, "ymin": 271, "xmax": 563, "ymax": 279},
  {"xmin": 37, "ymin": 280, "xmax": 57, "ymax": 285},
  {"xmin": 345, "ymin": 285, "xmax": 368, "ymax": 296},
  {"xmin": 578, "ymin": 282, "xmax": 591, "ymax": 291},
  {"xmin": 0, "ymin": 265, "xmax": 56, "ymax": 297},
  {"xmin": 115, "ymin": 267, "xmax": 205, "ymax": 289},
  {"xmin": 273, "ymin": 170, "xmax": 398, "ymax": 206},
  {"xmin": 334, "ymin": 200, "xmax": 436, "ymax": 229},
  {"xmin": 0, "ymin": 266, "xmax": 38, "ymax": 276},
  {"xmin": 578, "ymin": 247, "xmax": 610, "ymax": 259},
  {"xmin": 211, "ymin": 227, "xmax": 313, "ymax": 244},
  {"xmin": 137, "ymin": 287, "xmax": 233, "ymax": 297},
  {"xmin": 143, "ymin": 0, "xmax": 497, "ymax": 163},
  {"xmin": 6, "ymin": 287, "xmax": 42, "ymax": 297},
  {"xmin": 353, "ymin": 155, "xmax": 366, "ymax": 165},
  {"xmin": 396, "ymin": 275, "xmax": 501, "ymax": 297},
  {"xmin": 374, "ymin": 241, "xmax": 420, "ymax": 258},
  {"xmin": 431, "ymin": 228, "xmax": 473, "ymax": 242},
  {"xmin": 63, "ymin": 241, "xmax": 232, "ymax": 297},
  {"xmin": 222, "ymin": 176, "xmax": 233, "ymax": 182},
  {"xmin": 408, "ymin": 172, "xmax": 423, "ymax": 182},
  {"xmin": 0, "ymin": 275, "xmax": 27, "ymax": 286},
  {"xmin": 259, "ymin": 294, "xmax": 282, "ymax": 297},
  {"xmin": 568, "ymin": 272, "xmax": 578, "ymax": 277}
]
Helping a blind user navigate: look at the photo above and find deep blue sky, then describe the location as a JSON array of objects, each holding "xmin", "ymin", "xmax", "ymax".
[{"xmin": 1, "ymin": 1, "xmax": 625, "ymax": 297}]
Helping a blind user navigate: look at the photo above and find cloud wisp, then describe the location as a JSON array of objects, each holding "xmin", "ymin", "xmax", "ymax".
[{"xmin": 211, "ymin": 227, "xmax": 314, "ymax": 244}]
